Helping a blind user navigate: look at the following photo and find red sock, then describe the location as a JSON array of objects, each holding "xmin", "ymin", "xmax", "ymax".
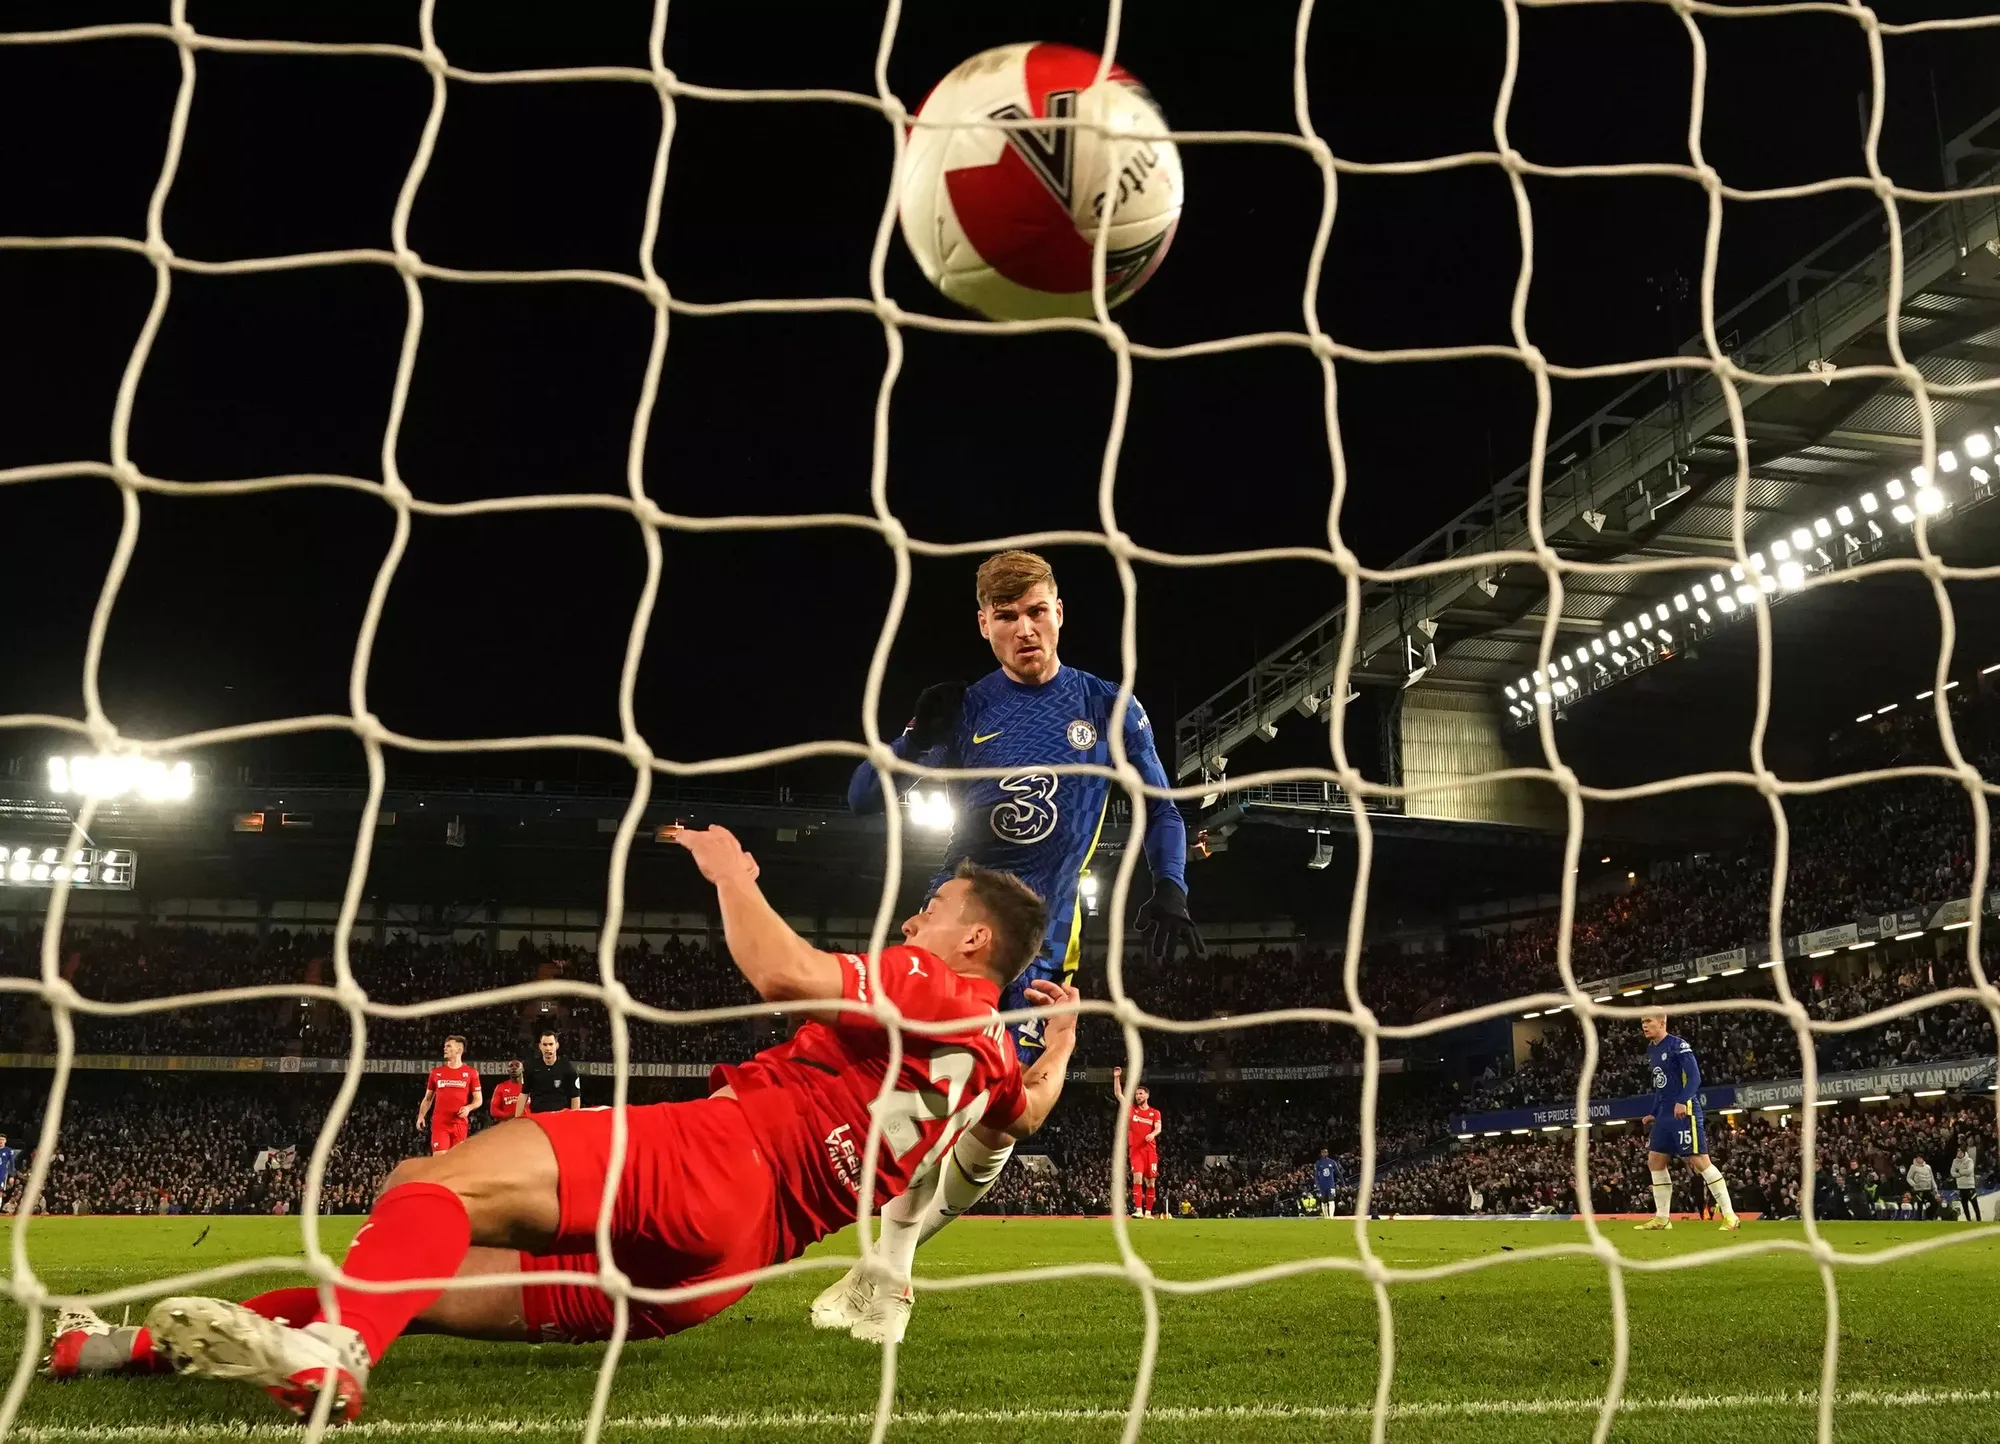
[
  {"xmin": 313, "ymin": 1181, "xmax": 471, "ymax": 1362},
  {"xmin": 1143, "ymin": 1179, "xmax": 1156, "ymax": 1213},
  {"xmin": 242, "ymin": 1287, "xmax": 324, "ymax": 1327},
  {"xmin": 1131, "ymin": 1176, "xmax": 1146, "ymax": 1213}
]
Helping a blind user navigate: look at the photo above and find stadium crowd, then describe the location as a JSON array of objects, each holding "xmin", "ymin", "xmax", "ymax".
[{"xmin": 1377, "ymin": 1102, "xmax": 1993, "ymax": 1220}]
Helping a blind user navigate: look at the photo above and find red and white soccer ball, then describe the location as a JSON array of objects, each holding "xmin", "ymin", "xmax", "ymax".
[{"xmin": 899, "ymin": 42, "xmax": 1184, "ymax": 321}]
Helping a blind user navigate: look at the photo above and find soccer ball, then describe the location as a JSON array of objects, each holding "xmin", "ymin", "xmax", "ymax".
[{"xmin": 898, "ymin": 42, "xmax": 1184, "ymax": 321}]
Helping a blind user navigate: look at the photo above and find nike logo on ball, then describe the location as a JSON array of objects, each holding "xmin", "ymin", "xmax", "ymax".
[{"xmin": 973, "ymin": 731, "xmax": 1003, "ymax": 744}]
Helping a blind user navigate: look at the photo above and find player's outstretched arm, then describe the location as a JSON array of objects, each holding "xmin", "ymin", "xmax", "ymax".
[
  {"xmin": 416, "ymin": 1085, "xmax": 433, "ymax": 1131},
  {"xmin": 669, "ymin": 824, "xmax": 842, "ymax": 1007},
  {"xmin": 1125, "ymin": 699, "xmax": 1204, "ymax": 965},
  {"xmin": 846, "ymin": 682, "xmax": 964, "ymax": 814},
  {"xmin": 1005, "ymin": 981, "xmax": 1080, "ymax": 1140}
]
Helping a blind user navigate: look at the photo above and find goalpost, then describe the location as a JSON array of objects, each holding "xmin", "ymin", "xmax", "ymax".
[{"xmin": 3, "ymin": 5, "xmax": 2000, "ymax": 1444}]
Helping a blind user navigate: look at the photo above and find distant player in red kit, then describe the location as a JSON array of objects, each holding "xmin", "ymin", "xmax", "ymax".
[
  {"xmin": 416, "ymin": 1037, "xmax": 481, "ymax": 1154},
  {"xmin": 1113, "ymin": 1067, "xmax": 1162, "ymax": 1217},
  {"xmin": 99, "ymin": 828, "xmax": 1076, "ymax": 1422},
  {"xmin": 487, "ymin": 1060, "xmax": 525, "ymax": 1122}
]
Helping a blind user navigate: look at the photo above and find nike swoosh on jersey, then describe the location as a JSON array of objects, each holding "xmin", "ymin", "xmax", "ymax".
[{"xmin": 972, "ymin": 731, "xmax": 1003, "ymax": 744}]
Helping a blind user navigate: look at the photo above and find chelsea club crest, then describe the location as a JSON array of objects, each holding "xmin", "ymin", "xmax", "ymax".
[{"xmin": 1066, "ymin": 719, "xmax": 1097, "ymax": 750}]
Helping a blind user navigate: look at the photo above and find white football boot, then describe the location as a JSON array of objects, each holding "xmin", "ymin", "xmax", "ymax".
[
  {"xmin": 849, "ymin": 1283, "xmax": 914, "ymax": 1346},
  {"xmin": 810, "ymin": 1264, "xmax": 877, "ymax": 1331},
  {"xmin": 147, "ymin": 1297, "xmax": 370, "ymax": 1423}
]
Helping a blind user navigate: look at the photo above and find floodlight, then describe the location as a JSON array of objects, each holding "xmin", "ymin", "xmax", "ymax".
[
  {"xmin": 1657, "ymin": 628, "xmax": 1672, "ymax": 643},
  {"xmin": 1590, "ymin": 639, "xmax": 1604, "ymax": 656},
  {"xmin": 1835, "ymin": 506, "xmax": 1853, "ymax": 526},
  {"xmin": 1692, "ymin": 582, "xmax": 1707, "ymax": 600},
  {"xmin": 1940, "ymin": 451, "xmax": 1958, "ymax": 472},
  {"xmin": 1622, "ymin": 621, "xmax": 1637, "ymax": 639},
  {"xmin": 1892, "ymin": 504, "xmax": 1915, "ymax": 524},
  {"xmin": 1673, "ymin": 594, "xmax": 1688, "ymax": 612},
  {"xmin": 1518, "ymin": 678, "xmax": 1532, "ymax": 694},
  {"xmin": 1730, "ymin": 565, "xmax": 1744, "ymax": 581},
  {"xmin": 1778, "ymin": 559, "xmax": 1805, "ymax": 589},
  {"xmin": 47, "ymin": 754, "xmax": 194, "ymax": 803},
  {"xmin": 1966, "ymin": 432, "xmax": 1991, "ymax": 459},
  {"xmin": 1574, "ymin": 647, "xmax": 1589, "ymax": 665},
  {"xmin": 1860, "ymin": 492, "xmax": 1878, "ymax": 513},
  {"xmin": 1716, "ymin": 595, "xmax": 1736, "ymax": 613},
  {"xmin": 1697, "ymin": 607, "xmax": 1711, "ymax": 622},
  {"xmin": 1736, "ymin": 585, "xmax": 1756, "ymax": 604},
  {"xmin": 1886, "ymin": 478, "xmax": 1906, "ymax": 500},
  {"xmin": 1748, "ymin": 552, "xmax": 1765, "ymax": 572},
  {"xmin": 1504, "ymin": 684, "xmax": 1517, "ymax": 700},
  {"xmin": 1793, "ymin": 527, "xmax": 1814, "ymax": 548},
  {"xmin": 1080, "ymin": 874, "xmax": 1099, "ymax": 899},
  {"xmin": 1770, "ymin": 538, "xmax": 1792, "ymax": 561},
  {"xmin": 907, "ymin": 788, "xmax": 954, "ymax": 830},
  {"xmin": 1654, "ymin": 604, "xmax": 1669, "ymax": 622},
  {"xmin": 1916, "ymin": 486, "xmax": 1944, "ymax": 515},
  {"xmin": 1560, "ymin": 655, "xmax": 1573, "ymax": 671}
]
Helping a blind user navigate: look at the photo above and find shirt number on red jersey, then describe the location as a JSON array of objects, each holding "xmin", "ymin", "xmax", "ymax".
[
  {"xmin": 991, "ymin": 772, "xmax": 1059, "ymax": 845},
  {"xmin": 869, "ymin": 1045, "xmax": 990, "ymax": 1173}
]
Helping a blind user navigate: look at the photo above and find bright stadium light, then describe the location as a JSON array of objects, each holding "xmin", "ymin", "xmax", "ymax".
[
  {"xmin": 1622, "ymin": 621, "xmax": 1637, "ymax": 639},
  {"xmin": 1673, "ymin": 594, "xmax": 1688, "ymax": 612},
  {"xmin": 1835, "ymin": 505, "xmax": 1854, "ymax": 526},
  {"xmin": 1916, "ymin": 485, "xmax": 1943, "ymax": 515},
  {"xmin": 1966, "ymin": 432, "xmax": 1992, "ymax": 459},
  {"xmin": 1778, "ymin": 560, "xmax": 1805, "ymax": 589},
  {"xmin": 1860, "ymin": 492, "xmax": 1878, "ymax": 513},
  {"xmin": 1886, "ymin": 478, "xmax": 1907, "ymax": 500},
  {"xmin": 1716, "ymin": 595, "xmax": 1736, "ymax": 614},
  {"xmin": 1590, "ymin": 639, "xmax": 1605, "ymax": 657},
  {"xmin": 1892, "ymin": 504, "xmax": 1916, "ymax": 524},
  {"xmin": 1697, "ymin": 607, "xmax": 1712, "ymax": 623},
  {"xmin": 1504, "ymin": 684, "xmax": 1518, "ymax": 699},
  {"xmin": 906, "ymin": 788, "xmax": 954, "ymax": 830},
  {"xmin": 47, "ymin": 754, "xmax": 194, "ymax": 803},
  {"xmin": 1770, "ymin": 538, "xmax": 1792, "ymax": 561},
  {"xmin": 1939, "ymin": 452, "xmax": 1958, "ymax": 472},
  {"xmin": 1813, "ymin": 518, "xmax": 1832, "ymax": 538}
]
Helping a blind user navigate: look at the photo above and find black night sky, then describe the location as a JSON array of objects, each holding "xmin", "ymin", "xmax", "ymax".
[{"xmin": 5, "ymin": 0, "xmax": 1999, "ymax": 802}]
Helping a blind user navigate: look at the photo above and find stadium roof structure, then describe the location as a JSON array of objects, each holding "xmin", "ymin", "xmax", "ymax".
[{"xmin": 1175, "ymin": 107, "xmax": 2000, "ymax": 780}]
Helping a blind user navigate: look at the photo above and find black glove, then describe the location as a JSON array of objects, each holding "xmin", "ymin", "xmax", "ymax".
[
  {"xmin": 906, "ymin": 681, "xmax": 966, "ymax": 752},
  {"xmin": 1135, "ymin": 879, "xmax": 1206, "ymax": 965}
]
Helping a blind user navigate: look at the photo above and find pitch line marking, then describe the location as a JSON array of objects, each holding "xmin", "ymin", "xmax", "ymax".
[{"xmin": 13, "ymin": 1387, "xmax": 2000, "ymax": 1438}]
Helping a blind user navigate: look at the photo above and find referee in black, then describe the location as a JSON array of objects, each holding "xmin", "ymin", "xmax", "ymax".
[{"xmin": 522, "ymin": 1029, "xmax": 582, "ymax": 1113}]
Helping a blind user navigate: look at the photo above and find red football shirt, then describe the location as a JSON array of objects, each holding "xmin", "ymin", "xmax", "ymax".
[
  {"xmin": 427, "ymin": 1064, "xmax": 478, "ymax": 1122},
  {"xmin": 712, "ymin": 945, "xmax": 1026, "ymax": 1257},
  {"xmin": 1128, "ymin": 1105, "xmax": 1162, "ymax": 1153},
  {"xmin": 489, "ymin": 1079, "xmax": 524, "ymax": 1120}
]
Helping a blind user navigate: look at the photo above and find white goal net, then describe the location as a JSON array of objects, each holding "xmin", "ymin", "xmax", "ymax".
[{"xmin": 4, "ymin": 4, "xmax": 2000, "ymax": 1444}]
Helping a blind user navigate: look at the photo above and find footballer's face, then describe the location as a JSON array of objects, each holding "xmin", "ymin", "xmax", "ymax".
[
  {"xmin": 539, "ymin": 1036, "xmax": 559, "ymax": 1064},
  {"xmin": 1134, "ymin": 1087, "xmax": 1149, "ymax": 1107},
  {"xmin": 900, "ymin": 879, "xmax": 991, "ymax": 977},
  {"xmin": 1640, "ymin": 1014, "xmax": 1667, "ymax": 1043},
  {"xmin": 979, "ymin": 582, "xmax": 1063, "ymax": 684},
  {"xmin": 442, "ymin": 1039, "xmax": 463, "ymax": 1066}
]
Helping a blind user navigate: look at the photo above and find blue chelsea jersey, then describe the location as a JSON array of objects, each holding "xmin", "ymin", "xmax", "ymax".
[
  {"xmin": 1648, "ymin": 1034, "xmax": 1701, "ymax": 1112},
  {"xmin": 852, "ymin": 665, "xmax": 1187, "ymax": 973}
]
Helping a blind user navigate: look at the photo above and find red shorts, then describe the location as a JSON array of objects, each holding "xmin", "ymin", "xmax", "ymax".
[
  {"xmin": 519, "ymin": 1095, "xmax": 778, "ymax": 1343},
  {"xmin": 1131, "ymin": 1145, "xmax": 1158, "ymax": 1176},
  {"xmin": 430, "ymin": 1117, "xmax": 468, "ymax": 1152}
]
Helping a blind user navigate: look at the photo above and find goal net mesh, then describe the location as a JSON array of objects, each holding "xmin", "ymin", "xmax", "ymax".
[{"xmin": 3, "ymin": 3, "xmax": 1999, "ymax": 1443}]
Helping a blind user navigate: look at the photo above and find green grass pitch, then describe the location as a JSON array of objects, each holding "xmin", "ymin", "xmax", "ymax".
[{"xmin": 6, "ymin": 1215, "xmax": 1998, "ymax": 1443}]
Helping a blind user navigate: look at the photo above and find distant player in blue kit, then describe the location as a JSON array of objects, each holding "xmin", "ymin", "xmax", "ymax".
[
  {"xmin": 1636, "ymin": 1012, "xmax": 1739, "ymax": 1232},
  {"xmin": 820, "ymin": 549, "xmax": 1202, "ymax": 1343},
  {"xmin": 1313, "ymin": 1148, "xmax": 1344, "ymax": 1218}
]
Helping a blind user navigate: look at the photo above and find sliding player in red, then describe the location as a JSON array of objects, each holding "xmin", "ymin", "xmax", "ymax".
[
  {"xmin": 47, "ymin": 829, "xmax": 1076, "ymax": 1422},
  {"xmin": 1112, "ymin": 1067, "xmax": 1162, "ymax": 1217},
  {"xmin": 416, "ymin": 1036, "xmax": 481, "ymax": 1154}
]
